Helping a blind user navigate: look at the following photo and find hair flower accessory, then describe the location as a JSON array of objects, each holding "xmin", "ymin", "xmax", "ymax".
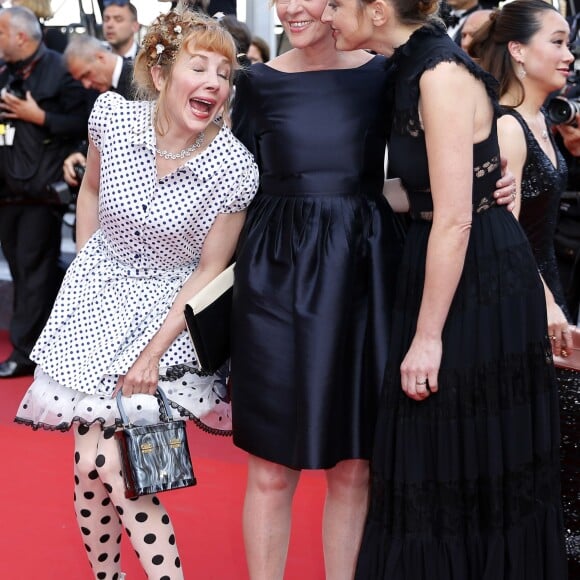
[
  {"xmin": 174, "ymin": 25, "xmax": 182, "ymax": 34},
  {"xmin": 156, "ymin": 43, "xmax": 165, "ymax": 55}
]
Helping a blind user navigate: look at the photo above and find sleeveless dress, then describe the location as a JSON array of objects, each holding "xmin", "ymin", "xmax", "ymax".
[
  {"xmin": 14, "ymin": 92, "xmax": 259, "ymax": 435},
  {"xmin": 502, "ymin": 108, "xmax": 580, "ymax": 576},
  {"xmin": 230, "ymin": 57, "xmax": 403, "ymax": 469},
  {"xmin": 355, "ymin": 24, "xmax": 567, "ymax": 579}
]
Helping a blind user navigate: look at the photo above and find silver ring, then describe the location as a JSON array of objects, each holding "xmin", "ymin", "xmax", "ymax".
[{"xmin": 416, "ymin": 379, "xmax": 427, "ymax": 385}]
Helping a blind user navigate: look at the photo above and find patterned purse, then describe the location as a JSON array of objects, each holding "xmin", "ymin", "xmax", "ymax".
[{"xmin": 115, "ymin": 387, "xmax": 196, "ymax": 498}]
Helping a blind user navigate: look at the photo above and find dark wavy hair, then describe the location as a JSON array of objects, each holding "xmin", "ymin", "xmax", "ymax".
[{"xmin": 468, "ymin": 0, "xmax": 559, "ymax": 105}]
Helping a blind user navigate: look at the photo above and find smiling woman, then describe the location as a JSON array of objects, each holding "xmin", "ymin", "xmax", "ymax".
[{"xmin": 14, "ymin": 5, "xmax": 259, "ymax": 579}]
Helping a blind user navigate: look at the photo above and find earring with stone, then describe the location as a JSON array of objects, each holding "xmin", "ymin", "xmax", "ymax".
[{"xmin": 517, "ymin": 63, "xmax": 526, "ymax": 80}]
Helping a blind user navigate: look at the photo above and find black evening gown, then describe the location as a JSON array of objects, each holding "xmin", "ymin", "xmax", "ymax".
[
  {"xmin": 230, "ymin": 58, "xmax": 403, "ymax": 470},
  {"xmin": 356, "ymin": 24, "xmax": 567, "ymax": 579},
  {"xmin": 502, "ymin": 108, "xmax": 579, "ymax": 577}
]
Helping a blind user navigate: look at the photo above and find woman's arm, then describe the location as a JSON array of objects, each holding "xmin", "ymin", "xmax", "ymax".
[
  {"xmin": 75, "ymin": 139, "xmax": 101, "ymax": 252},
  {"xmin": 497, "ymin": 114, "xmax": 526, "ymax": 218},
  {"xmin": 118, "ymin": 210, "xmax": 247, "ymax": 396},
  {"xmin": 400, "ymin": 62, "xmax": 480, "ymax": 401},
  {"xmin": 498, "ymin": 114, "xmax": 570, "ymax": 353}
]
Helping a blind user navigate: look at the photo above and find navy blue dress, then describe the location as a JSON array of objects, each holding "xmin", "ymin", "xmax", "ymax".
[
  {"xmin": 230, "ymin": 57, "xmax": 403, "ymax": 469},
  {"xmin": 356, "ymin": 24, "xmax": 566, "ymax": 579}
]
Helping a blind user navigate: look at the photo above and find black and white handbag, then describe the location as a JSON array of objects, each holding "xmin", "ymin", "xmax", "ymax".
[{"xmin": 115, "ymin": 387, "xmax": 196, "ymax": 498}]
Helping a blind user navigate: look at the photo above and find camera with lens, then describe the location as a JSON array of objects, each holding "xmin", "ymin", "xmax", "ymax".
[
  {"xmin": 546, "ymin": 95, "xmax": 580, "ymax": 126},
  {"xmin": 0, "ymin": 78, "xmax": 26, "ymax": 125},
  {"xmin": 73, "ymin": 163, "xmax": 85, "ymax": 182},
  {"xmin": 47, "ymin": 180, "xmax": 75, "ymax": 206},
  {"xmin": 548, "ymin": 27, "xmax": 580, "ymax": 127},
  {"xmin": 1, "ymin": 78, "xmax": 26, "ymax": 101},
  {"xmin": 47, "ymin": 164, "xmax": 84, "ymax": 206}
]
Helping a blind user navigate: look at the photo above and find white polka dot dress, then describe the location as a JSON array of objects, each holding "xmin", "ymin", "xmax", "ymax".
[{"xmin": 15, "ymin": 92, "xmax": 259, "ymax": 434}]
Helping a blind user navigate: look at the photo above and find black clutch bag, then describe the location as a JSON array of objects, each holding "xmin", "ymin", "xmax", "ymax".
[
  {"xmin": 184, "ymin": 264, "xmax": 234, "ymax": 374},
  {"xmin": 115, "ymin": 387, "xmax": 196, "ymax": 499}
]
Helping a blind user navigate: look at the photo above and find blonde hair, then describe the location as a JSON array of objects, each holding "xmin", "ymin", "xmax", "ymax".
[{"xmin": 11, "ymin": 0, "xmax": 53, "ymax": 21}]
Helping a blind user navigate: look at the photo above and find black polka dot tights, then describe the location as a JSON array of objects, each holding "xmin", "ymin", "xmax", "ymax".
[{"xmin": 73, "ymin": 423, "xmax": 183, "ymax": 579}]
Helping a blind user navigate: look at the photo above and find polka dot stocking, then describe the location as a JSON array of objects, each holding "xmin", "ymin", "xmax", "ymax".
[{"xmin": 74, "ymin": 424, "xmax": 184, "ymax": 579}]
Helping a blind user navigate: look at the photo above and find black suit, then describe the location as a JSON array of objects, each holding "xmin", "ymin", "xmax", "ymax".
[
  {"xmin": 115, "ymin": 58, "xmax": 134, "ymax": 101},
  {"xmin": 208, "ymin": 0, "xmax": 236, "ymax": 15},
  {"xmin": 85, "ymin": 59, "xmax": 134, "ymax": 124},
  {"xmin": 0, "ymin": 43, "xmax": 90, "ymax": 365},
  {"xmin": 451, "ymin": 4, "xmax": 482, "ymax": 45}
]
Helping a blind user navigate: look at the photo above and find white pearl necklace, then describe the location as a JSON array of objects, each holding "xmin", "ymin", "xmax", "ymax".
[{"xmin": 155, "ymin": 131, "xmax": 205, "ymax": 160}]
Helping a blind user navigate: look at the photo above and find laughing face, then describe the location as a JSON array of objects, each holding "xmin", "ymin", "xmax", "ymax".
[
  {"xmin": 276, "ymin": 0, "xmax": 332, "ymax": 49},
  {"xmin": 155, "ymin": 47, "xmax": 232, "ymax": 139}
]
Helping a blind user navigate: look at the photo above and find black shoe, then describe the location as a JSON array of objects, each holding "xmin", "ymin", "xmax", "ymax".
[{"xmin": 0, "ymin": 360, "xmax": 35, "ymax": 378}]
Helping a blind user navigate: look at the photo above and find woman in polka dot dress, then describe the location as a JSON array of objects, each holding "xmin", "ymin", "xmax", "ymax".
[{"xmin": 15, "ymin": 8, "xmax": 258, "ymax": 580}]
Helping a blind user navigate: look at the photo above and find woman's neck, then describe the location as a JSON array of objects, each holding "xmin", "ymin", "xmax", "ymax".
[
  {"xmin": 279, "ymin": 32, "xmax": 358, "ymax": 72},
  {"xmin": 154, "ymin": 122, "xmax": 219, "ymax": 157},
  {"xmin": 501, "ymin": 84, "xmax": 547, "ymax": 117},
  {"xmin": 369, "ymin": 22, "xmax": 422, "ymax": 57}
]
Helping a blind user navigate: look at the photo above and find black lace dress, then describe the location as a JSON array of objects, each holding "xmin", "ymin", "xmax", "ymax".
[
  {"xmin": 502, "ymin": 108, "xmax": 579, "ymax": 577},
  {"xmin": 355, "ymin": 23, "xmax": 567, "ymax": 579}
]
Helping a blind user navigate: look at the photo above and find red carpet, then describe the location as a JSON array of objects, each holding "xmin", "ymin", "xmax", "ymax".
[{"xmin": 0, "ymin": 331, "xmax": 326, "ymax": 579}]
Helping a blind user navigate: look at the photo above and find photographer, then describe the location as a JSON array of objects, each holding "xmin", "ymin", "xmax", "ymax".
[
  {"xmin": 547, "ymin": 77, "xmax": 580, "ymax": 312},
  {"xmin": 0, "ymin": 6, "xmax": 89, "ymax": 378},
  {"xmin": 557, "ymin": 114, "xmax": 580, "ymax": 156}
]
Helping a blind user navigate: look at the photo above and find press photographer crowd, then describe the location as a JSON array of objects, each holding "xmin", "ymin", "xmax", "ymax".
[{"xmin": 0, "ymin": 0, "xmax": 579, "ymax": 579}]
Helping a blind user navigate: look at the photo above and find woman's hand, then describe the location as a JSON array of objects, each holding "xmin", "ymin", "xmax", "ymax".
[
  {"xmin": 494, "ymin": 156, "xmax": 517, "ymax": 211},
  {"xmin": 546, "ymin": 301, "xmax": 571, "ymax": 357},
  {"xmin": 400, "ymin": 335, "xmax": 442, "ymax": 401},
  {"xmin": 114, "ymin": 350, "xmax": 161, "ymax": 397}
]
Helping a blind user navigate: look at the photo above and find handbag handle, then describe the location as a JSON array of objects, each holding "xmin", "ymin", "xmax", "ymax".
[{"xmin": 116, "ymin": 386, "xmax": 174, "ymax": 427}]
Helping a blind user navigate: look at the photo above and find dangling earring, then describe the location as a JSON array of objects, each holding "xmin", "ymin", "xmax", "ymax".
[{"xmin": 517, "ymin": 63, "xmax": 527, "ymax": 80}]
